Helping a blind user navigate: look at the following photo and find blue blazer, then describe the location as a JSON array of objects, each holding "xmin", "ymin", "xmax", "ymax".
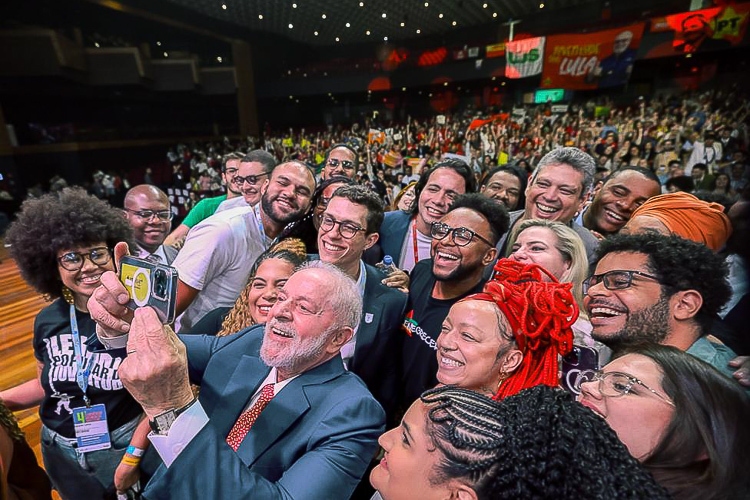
[
  {"xmin": 367, "ymin": 210, "xmax": 412, "ymax": 265},
  {"xmin": 143, "ymin": 326, "xmax": 385, "ymax": 499}
]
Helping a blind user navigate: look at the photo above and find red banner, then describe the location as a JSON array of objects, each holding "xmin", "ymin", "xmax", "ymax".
[
  {"xmin": 541, "ymin": 23, "xmax": 645, "ymax": 89},
  {"xmin": 662, "ymin": 4, "xmax": 750, "ymax": 52}
]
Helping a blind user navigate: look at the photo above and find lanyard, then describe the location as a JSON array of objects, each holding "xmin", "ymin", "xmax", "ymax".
[
  {"xmin": 69, "ymin": 305, "xmax": 92, "ymax": 407},
  {"xmin": 412, "ymin": 219, "xmax": 421, "ymax": 265}
]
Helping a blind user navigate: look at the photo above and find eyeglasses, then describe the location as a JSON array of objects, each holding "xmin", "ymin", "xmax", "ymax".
[
  {"xmin": 123, "ymin": 209, "xmax": 173, "ymax": 221},
  {"xmin": 58, "ymin": 247, "xmax": 113, "ymax": 272},
  {"xmin": 583, "ymin": 270, "xmax": 660, "ymax": 295},
  {"xmin": 326, "ymin": 158, "xmax": 354, "ymax": 170},
  {"xmin": 319, "ymin": 214, "xmax": 365, "ymax": 239},
  {"xmin": 224, "ymin": 167, "xmax": 239, "ymax": 176},
  {"xmin": 575, "ymin": 370, "xmax": 674, "ymax": 406},
  {"xmin": 233, "ymin": 172, "xmax": 269, "ymax": 186},
  {"xmin": 430, "ymin": 222, "xmax": 493, "ymax": 247}
]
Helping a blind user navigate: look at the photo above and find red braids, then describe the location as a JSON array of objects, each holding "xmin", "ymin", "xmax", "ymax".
[{"xmin": 464, "ymin": 259, "xmax": 578, "ymax": 400}]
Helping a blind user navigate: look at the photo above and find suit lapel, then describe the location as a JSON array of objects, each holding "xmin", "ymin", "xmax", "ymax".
[
  {"xmin": 214, "ymin": 355, "xmax": 270, "ymax": 437},
  {"xmin": 351, "ymin": 266, "xmax": 385, "ymax": 370}
]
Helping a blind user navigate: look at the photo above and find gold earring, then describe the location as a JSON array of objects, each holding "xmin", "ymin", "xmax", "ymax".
[{"xmin": 61, "ymin": 286, "xmax": 75, "ymax": 305}]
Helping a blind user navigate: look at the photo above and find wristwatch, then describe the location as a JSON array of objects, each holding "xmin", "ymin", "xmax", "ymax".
[{"xmin": 149, "ymin": 398, "xmax": 198, "ymax": 435}]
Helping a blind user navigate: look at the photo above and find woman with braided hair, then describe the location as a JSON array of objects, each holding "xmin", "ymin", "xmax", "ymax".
[
  {"xmin": 435, "ymin": 258, "xmax": 577, "ymax": 399},
  {"xmin": 370, "ymin": 385, "xmax": 670, "ymax": 500}
]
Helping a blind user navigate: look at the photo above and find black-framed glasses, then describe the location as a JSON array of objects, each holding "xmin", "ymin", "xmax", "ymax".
[
  {"xmin": 224, "ymin": 167, "xmax": 239, "ymax": 176},
  {"xmin": 123, "ymin": 209, "xmax": 173, "ymax": 221},
  {"xmin": 575, "ymin": 370, "xmax": 674, "ymax": 406},
  {"xmin": 326, "ymin": 158, "xmax": 354, "ymax": 170},
  {"xmin": 58, "ymin": 247, "xmax": 113, "ymax": 271},
  {"xmin": 233, "ymin": 172, "xmax": 269, "ymax": 186},
  {"xmin": 582, "ymin": 270, "xmax": 660, "ymax": 295},
  {"xmin": 430, "ymin": 222, "xmax": 493, "ymax": 247},
  {"xmin": 319, "ymin": 214, "xmax": 365, "ymax": 239}
]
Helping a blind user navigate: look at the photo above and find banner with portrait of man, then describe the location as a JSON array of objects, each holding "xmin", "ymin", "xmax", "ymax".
[{"xmin": 541, "ymin": 23, "xmax": 645, "ymax": 89}]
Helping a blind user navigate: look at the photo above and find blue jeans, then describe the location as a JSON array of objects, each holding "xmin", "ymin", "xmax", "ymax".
[{"xmin": 41, "ymin": 415, "xmax": 142, "ymax": 500}]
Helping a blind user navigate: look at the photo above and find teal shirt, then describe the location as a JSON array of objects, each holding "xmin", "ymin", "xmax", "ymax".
[
  {"xmin": 182, "ymin": 195, "xmax": 228, "ymax": 228},
  {"xmin": 686, "ymin": 337, "xmax": 737, "ymax": 380}
]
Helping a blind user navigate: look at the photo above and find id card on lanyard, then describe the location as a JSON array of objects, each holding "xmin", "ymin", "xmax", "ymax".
[{"xmin": 69, "ymin": 305, "xmax": 111, "ymax": 452}]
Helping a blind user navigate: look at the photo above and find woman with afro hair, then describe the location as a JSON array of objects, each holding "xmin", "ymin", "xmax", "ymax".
[
  {"xmin": 0, "ymin": 187, "xmax": 157, "ymax": 499},
  {"xmin": 370, "ymin": 385, "xmax": 670, "ymax": 500}
]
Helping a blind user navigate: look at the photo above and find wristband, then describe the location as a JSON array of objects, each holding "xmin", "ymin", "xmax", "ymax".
[
  {"xmin": 121, "ymin": 455, "xmax": 141, "ymax": 467},
  {"xmin": 126, "ymin": 445, "xmax": 145, "ymax": 457}
]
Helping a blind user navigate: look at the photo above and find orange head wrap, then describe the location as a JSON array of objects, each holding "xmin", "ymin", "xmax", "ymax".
[
  {"xmin": 629, "ymin": 192, "xmax": 732, "ymax": 252},
  {"xmin": 464, "ymin": 259, "xmax": 578, "ymax": 401}
]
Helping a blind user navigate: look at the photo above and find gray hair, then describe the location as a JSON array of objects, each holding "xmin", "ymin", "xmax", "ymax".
[
  {"xmin": 533, "ymin": 147, "xmax": 596, "ymax": 197},
  {"xmin": 298, "ymin": 260, "xmax": 362, "ymax": 332}
]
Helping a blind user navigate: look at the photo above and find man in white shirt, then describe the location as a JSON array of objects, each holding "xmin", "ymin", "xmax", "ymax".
[
  {"xmin": 122, "ymin": 185, "xmax": 178, "ymax": 264},
  {"xmin": 87, "ymin": 260, "xmax": 384, "ymax": 499},
  {"xmin": 686, "ymin": 132, "xmax": 722, "ymax": 176},
  {"xmin": 215, "ymin": 149, "xmax": 277, "ymax": 213},
  {"xmin": 173, "ymin": 161, "xmax": 315, "ymax": 331}
]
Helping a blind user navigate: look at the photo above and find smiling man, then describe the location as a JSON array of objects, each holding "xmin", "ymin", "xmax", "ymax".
[
  {"xmin": 173, "ymin": 161, "xmax": 315, "ymax": 331},
  {"xmin": 320, "ymin": 144, "xmax": 358, "ymax": 180},
  {"xmin": 584, "ymin": 232, "xmax": 738, "ymax": 379},
  {"xmin": 215, "ymin": 150, "xmax": 277, "ymax": 213},
  {"xmin": 123, "ymin": 185, "xmax": 177, "ymax": 264},
  {"xmin": 479, "ymin": 165, "xmax": 526, "ymax": 211},
  {"xmin": 374, "ymin": 159, "xmax": 476, "ymax": 272},
  {"xmin": 398, "ymin": 193, "xmax": 508, "ymax": 415},
  {"xmin": 578, "ymin": 166, "xmax": 662, "ymax": 237},
  {"xmin": 316, "ymin": 184, "xmax": 408, "ymax": 417}
]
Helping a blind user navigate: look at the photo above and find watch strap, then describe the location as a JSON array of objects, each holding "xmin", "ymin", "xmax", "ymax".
[{"xmin": 149, "ymin": 398, "xmax": 198, "ymax": 435}]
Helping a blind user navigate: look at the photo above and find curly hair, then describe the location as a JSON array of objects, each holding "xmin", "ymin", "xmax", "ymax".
[
  {"xmin": 5, "ymin": 187, "xmax": 134, "ymax": 299},
  {"xmin": 596, "ymin": 233, "xmax": 731, "ymax": 334},
  {"xmin": 449, "ymin": 193, "xmax": 509, "ymax": 245},
  {"xmin": 409, "ymin": 158, "xmax": 477, "ymax": 217},
  {"xmin": 420, "ymin": 385, "xmax": 670, "ymax": 499},
  {"xmin": 217, "ymin": 239, "xmax": 307, "ymax": 336}
]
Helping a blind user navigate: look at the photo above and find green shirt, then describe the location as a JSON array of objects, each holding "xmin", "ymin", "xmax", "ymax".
[
  {"xmin": 182, "ymin": 195, "xmax": 228, "ymax": 228},
  {"xmin": 686, "ymin": 337, "xmax": 737, "ymax": 380}
]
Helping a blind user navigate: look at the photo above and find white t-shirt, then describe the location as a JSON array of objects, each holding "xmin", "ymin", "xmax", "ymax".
[
  {"xmin": 214, "ymin": 196, "xmax": 249, "ymax": 214},
  {"xmin": 398, "ymin": 219, "xmax": 432, "ymax": 273},
  {"xmin": 173, "ymin": 206, "xmax": 269, "ymax": 332}
]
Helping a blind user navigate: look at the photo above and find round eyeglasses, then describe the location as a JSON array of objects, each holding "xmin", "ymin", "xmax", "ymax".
[
  {"xmin": 57, "ymin": 247, "xmax": 113, "ymax": 272},
  {"xmin": 319, "ymin": 214, "xmax": 365, "ymax": 239},
  {"xmin": 575, "ymin": 370, "xmax": 674, "ymax": 406}
]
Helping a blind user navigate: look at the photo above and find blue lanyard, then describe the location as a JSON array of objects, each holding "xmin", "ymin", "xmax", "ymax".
[{"xmin": 69, "ymin": 305, "xmax": 92, "ymax": 407}]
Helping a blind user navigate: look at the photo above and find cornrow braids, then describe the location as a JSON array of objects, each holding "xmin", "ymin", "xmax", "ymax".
[
  {"xmin": 468, "ymin": 258, "xmax": 578, "ymax": 400},
  {"xmin": 421, "ymin": 385, "xmax": 671, "ymax": 500},
  {"xmin": 217, "ymin": 240, "xmax": 306, "ymax": 336}
]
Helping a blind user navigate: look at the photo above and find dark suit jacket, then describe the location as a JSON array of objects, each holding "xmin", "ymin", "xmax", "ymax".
[
  {"xmin": 143, "ymin": 326, "xmax": 385, "ymax": 500},
  {"xmin": 163, "ymin": 244, "xmax": 179, "ymax": 264},
  {"xmin": 348, "ymin": 263, "xmax": 408, "ymax": 418},
  {"xmin": 366, "ymin": 210, "xmax": 412, "ymax": 265}
]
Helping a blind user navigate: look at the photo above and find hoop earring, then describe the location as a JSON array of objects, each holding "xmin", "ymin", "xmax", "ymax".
[{"xmin": 61, "ymin": 286, "xmax": 75, "ymax": 305}]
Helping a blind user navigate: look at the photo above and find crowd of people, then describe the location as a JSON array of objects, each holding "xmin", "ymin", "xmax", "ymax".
[{"xmin": 0, "ymin": 87, "xmax": 749, "ymax": 500}]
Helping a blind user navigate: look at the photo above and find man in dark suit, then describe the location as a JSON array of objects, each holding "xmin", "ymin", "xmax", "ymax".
[
  {"xmin": 122, "ymin": 185, "xmax": 179, "ymax": 264},
  {"xmin": 87, "ymin": 256, "xmax": 385, "ymax": 499},
  {"xmin": 368, "ymin": 159, "xmax": 476, "ymax": 272},
  {"xmin": 316, "ymin": 184, "xmax": 408, "ymax": 417}
]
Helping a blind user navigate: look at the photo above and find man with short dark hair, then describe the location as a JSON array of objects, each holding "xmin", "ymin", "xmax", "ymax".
[
  {"xmin": 123, "ymin": 185, "xmax": 178, "ymax": 264},
  {"xmin": 216, "ymin": 150, "xmax": 277, "ymax": 213},
  {"xmin": 578, "ymin": 166, "xmax": 661, "ymax": 237},
  {"xmin": 173, "ymin": 161, "xmax": 315, "ymax": 331},
  {"xmin": 584, "ymin": 233, "xmax": 737, "ymax": 378},
  {"xmin": 398, "ymin": 193, "xmax": 508, "ymax": 413},
  {"xmin": 479, "ymin": 165, "xmax": 526, "ymax": 211},
  {"xmin": 691, "ymin": 163, "xmax": 714, "ymax": 191},
  {"xmin": 316, "ymin": 185, "xmax": 407, "ymax": 416},
  {"xmin": 373, "ymin": 158, "xmax": 477, "ymax": 272},
  {"xmin": 321, "ymin": 144, "xmax": 358, "ymax": 180}
]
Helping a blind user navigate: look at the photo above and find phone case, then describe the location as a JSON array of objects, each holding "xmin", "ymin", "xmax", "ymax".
[{"xmin": 119, "ymin": 256, "xmax": 179, "ymax": 324}]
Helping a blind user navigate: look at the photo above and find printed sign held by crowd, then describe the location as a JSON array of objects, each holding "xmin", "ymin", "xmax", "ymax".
[{"xmin": 505, "ymin": 36, "xmax": 546, "ymax": 79}]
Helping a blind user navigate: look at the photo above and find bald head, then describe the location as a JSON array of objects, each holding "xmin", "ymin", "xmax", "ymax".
[{"xmin": 123, "ymin": 185, "xmax": 172, "ymax": 253}]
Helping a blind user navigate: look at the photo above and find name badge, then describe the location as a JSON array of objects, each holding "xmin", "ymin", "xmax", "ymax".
[{"xmin": 73, "ymin": 404, "xmax": 112, "ymax": 453}]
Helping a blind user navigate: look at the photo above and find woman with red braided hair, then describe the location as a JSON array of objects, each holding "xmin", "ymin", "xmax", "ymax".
[{"xmin": 435, "ymin": 258, "xmax": 578, "ymax": 400}]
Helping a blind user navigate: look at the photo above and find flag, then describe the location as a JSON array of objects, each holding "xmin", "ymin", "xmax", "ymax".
[
  {"xmin": 383, "ymin": 150, "xmax": 402, "ymax": 167},
  {"xmin": 486, "ymin": 42, "xmax": 506, "ymax": 58},
  {"xmin": 505, "ymin": 36, "xmax": 546, "ymax": 78},
  {"xmin": 368, "ymin": 129, "xmax": 385, "ymax": 144}
]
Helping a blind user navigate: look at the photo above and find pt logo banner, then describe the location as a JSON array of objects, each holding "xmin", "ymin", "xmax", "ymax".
[{"xmin": 505, "ymin": 36, "xmax": 546, "ymax": 79}]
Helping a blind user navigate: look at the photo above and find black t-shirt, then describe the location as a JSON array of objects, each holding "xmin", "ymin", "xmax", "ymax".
[
  {"xmin": 398, "ymin": 260, "xmax": 486, "ymax": 410},
  {"xmin": 33, "ymin": 299, "xmax": 142, "ymax": 438}
]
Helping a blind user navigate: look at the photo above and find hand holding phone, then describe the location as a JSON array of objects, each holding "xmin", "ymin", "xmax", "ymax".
[{"xmin": 119, "ymin": 256, "xmax": 178, "ymax": 324}]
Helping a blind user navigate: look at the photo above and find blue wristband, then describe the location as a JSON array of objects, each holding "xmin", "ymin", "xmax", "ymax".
[{"xmin": 126, "ymin": 445, "xmax": 145, "ymax": 457}]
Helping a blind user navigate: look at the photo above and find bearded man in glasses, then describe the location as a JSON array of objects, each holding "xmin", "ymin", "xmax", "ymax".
[
  {"xmin": 584, "ymin": 232, "xmax": 738, "ymax": 379},
  {"xmin": 321, "ymin": 144, "xmax": 358, "ymax": 180},
  {"xmin": 396, "ymin": 193, "xmax": 508, "ymax": 417},
  {"xmin": 123, "ymin": 185, "xmax": 178, "ymax": 264}
]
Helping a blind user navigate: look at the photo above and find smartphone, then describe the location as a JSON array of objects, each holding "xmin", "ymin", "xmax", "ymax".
[
  {"xmin": 118, "ymin": 256, "xmax": 179, "ymax": 324},
  {"xmin": 560, "ymin": 345, "xmax": 599, "ymax": 396}
]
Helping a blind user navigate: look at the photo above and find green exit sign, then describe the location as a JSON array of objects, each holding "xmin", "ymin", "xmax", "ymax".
[{"xmin": 535, "ymin": 89, "xmax": 565, "ymax": 103}]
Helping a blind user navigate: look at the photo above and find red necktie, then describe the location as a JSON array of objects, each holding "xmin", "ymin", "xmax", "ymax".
[{"xmin": 226, "ymin": 383, "xmax": 275, "ymax": 452}]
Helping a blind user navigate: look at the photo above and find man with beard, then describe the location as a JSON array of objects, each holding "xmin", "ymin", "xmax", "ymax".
[
  {"xmin": 123, "ymin": 184, "xmax": 178, "ymax": 264},
  {"xmin": 86, "ymin": 258, "xmax": 384, "ymax": 498},
  {"xmin": 373, "ymin": 159, "xmax": 476, "ymax": 272},
  {"xmin": 397, "ymin": 193, "xmax": 508, "ymax": 414},
  {"xmin": 214, "ymin": 149, "xmax": 277, "ymax": 213},
  {"xmin": 479, "ymin": 165, "xmax": 526, "ymax": 211},
  {"xmin": 577, "ymin": 167, "xmax": 661, "ymax": 237},
  {"xmin": 584, "ymin": 232, "xmax": 737, "ymax": 378},
  {"xmin": 320, "ymin": 144, "xmax": 358, "ymax": 180},
  {"xmin": 172, "ymin": 161, "xmax": 315, "ymax": 331}
]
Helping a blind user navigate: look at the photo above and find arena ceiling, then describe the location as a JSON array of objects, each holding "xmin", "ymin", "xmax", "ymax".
[{"xmin": 161, "ymin": 0, "xmax": 603, "ymax": 46}]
